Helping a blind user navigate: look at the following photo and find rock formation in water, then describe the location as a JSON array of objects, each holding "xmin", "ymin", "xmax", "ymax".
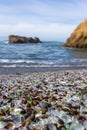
[
  {"xmin": 65, "ymin": 19, "xmax": 87, "ymax": 48},
  {"xmin": 9, "ymin": 35, "xmax": 41, "ymax": 43}
]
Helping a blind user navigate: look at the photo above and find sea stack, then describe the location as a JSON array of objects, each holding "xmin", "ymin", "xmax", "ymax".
[
  {"xmin": 9, "ymin": 35, "xmax": 41, "ymax": 43},
  {"xmin": 65, "ymin": 19, "xmax": 87, "ymax": 48}
]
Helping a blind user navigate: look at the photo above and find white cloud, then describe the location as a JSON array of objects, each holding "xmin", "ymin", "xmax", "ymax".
[
  {"xmin": 0, "ymin": 22, "xmax": 76, "ymax": 41},
  {"xmin": 0, "ymin": 0, "xmax": 87, "ymax": 40}
]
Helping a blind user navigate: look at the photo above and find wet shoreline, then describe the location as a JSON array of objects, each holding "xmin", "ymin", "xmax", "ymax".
[{"xmin": 1, "ymin": 66, "xmax": 87, "ymax": 75}]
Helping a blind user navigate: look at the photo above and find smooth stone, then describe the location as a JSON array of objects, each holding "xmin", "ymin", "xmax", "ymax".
[{"xmin": 70, "ymin": 123, "xmax": 84, "ymax": 130}]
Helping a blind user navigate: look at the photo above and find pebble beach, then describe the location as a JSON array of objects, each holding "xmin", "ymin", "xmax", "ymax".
[{"xmin": 0, "ymin": 69, "xmax": 87, "ymax": 130}]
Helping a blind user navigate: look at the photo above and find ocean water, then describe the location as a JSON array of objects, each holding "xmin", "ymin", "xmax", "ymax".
[{"xmin": 0, "ymin": 41, "xmax": 87, "ymax": 68}]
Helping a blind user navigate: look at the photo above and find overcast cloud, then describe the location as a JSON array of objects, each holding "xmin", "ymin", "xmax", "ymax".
[{"xmin": 0, "ymin": 0, "xmax": 87, "ymax": 41}]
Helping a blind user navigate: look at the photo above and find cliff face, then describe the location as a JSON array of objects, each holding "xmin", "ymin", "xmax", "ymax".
[
  {"xmin": 9, "ymin": 35, "xmax": 41, "ymax": 43},
  {"xmin": 65, "ymin": 19, "xmax": 87, "ymax": 48}
]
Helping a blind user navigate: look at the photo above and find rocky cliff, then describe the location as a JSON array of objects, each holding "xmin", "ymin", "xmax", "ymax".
[
  {"xmin": 9, "ymin": 35, "xmax": 41, "ymax": 43},
  {"xmin": 65, "ymin": 19, "xmax": 87, "ymax": 48}
]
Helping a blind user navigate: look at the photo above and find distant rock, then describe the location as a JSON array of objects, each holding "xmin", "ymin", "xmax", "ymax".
[
  {"xmin": 9, "ymin": 35, "xmax": 41, "ymax": 43},
  {"xmin": 34, "ymin": 37, "xmax": 41, "ymax": 43},
  {"xmin": 65, "ymin": 19, "xmax": 87, "ymax": 48}
]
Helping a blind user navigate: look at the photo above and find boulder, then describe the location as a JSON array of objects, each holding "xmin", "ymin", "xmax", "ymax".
[
  {"xmin": 65, "ymin": 19, "xmax": 87, "ymax": 48},
  {"xmin": 34, "ymin": 37, "xmax": 41, "ymax": 43},
  {"xmin": 9, "ymin": 35, "xmax": 41, "ymax": 43}
]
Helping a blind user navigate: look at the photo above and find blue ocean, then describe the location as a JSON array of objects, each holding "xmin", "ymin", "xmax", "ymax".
[{"xmin": 0, "ymin": 41, "xmax": 87, "ymax": 68}]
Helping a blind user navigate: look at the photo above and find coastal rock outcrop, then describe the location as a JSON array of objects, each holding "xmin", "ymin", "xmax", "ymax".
[
  {"xmin": 9, "ymin": 35, "xmax": 41, "ymax": 43},
  {"xmin": 65, "ymin": 19, "xmax": 87, "ymax": 48}
]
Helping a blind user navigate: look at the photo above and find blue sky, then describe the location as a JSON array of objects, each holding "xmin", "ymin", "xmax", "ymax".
[{"xmin": 0, "ymin": 0, "xmax": 87, "ymax": 41}]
